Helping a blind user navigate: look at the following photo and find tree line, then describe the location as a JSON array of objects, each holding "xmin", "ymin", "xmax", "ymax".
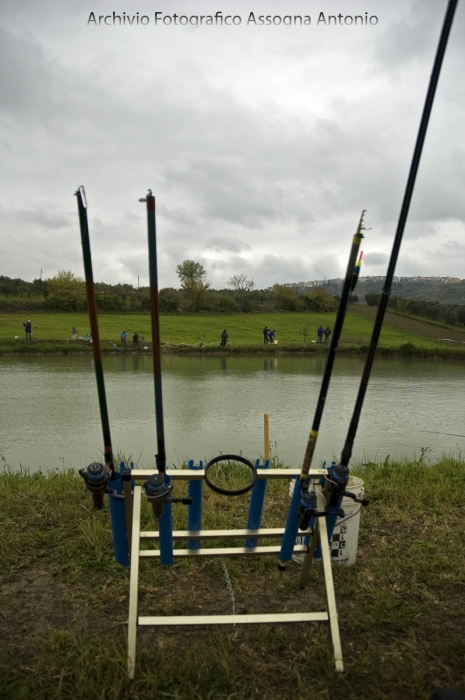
[
  {"xmin": 0, "ymin": 264, "xmax": 343, "ymax": 314},
  {"xmin": 4, "ymin": 266, "xmax": 464, "ymax": 326},
  {"xmin": 365, "ymin": 293, "xmax": 465, "ymax": 327}
]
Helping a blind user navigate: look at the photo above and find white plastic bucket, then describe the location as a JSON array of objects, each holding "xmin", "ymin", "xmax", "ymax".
[
  {"xmin": 289, "ymin": 475, "xmax": 364, "ymax": 566},
  {"xmin": 330, "ymin": 476, "xmax": 364, "ymax": 566}
]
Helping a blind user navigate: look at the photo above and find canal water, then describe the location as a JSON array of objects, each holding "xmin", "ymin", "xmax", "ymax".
[{"xmin": 1, "ymin": 354, "xmax": 463, "ymax": 473}]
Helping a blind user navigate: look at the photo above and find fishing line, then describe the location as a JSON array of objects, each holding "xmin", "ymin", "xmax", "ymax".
[{"xmin": 420, "ymin": 431, "xmax": 465, "ymax": 438}]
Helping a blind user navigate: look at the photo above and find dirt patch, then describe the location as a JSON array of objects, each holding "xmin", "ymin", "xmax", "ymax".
[
  {"xmin": 349, "ymin": 305, "xmax": 465, "ymax": 342},
  {"xmin": 0, "ymin": 558, "xmax": 326, "ymax": 661}
]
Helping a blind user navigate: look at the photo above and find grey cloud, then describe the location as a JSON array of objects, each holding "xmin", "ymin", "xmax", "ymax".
[
  {"xmin": 206, "ymin": 237, "xmax": 251, "ymax": 253},
  {"xmin": 1, "ymin": 0, "xmax": 464, "ymax": 287},
  {"xmin": 0, "ymin": 205, "xmax": 72, "ymax": 230},
  {"xmin": 373, "ymin": 2, "xmax": 440, "ymax": 71},
  {"xmin": 443, "ymin": 239, "xmax": 464, "ymax": 251},
  {"xmin": 0, "ymin": 28, "xmax": 57, "ymax": 115},
  {"xmin": 260, "ymin": 254, "xmax": 315, "ymax": 285},
  {"xmin": 363, "ymin": 252, "xmax": 389, "ymax": 266}
]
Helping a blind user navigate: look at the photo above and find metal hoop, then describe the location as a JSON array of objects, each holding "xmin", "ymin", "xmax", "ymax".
[{"xmin": 204, "ymin": 454, "xmax": 257, "ymax": 496}]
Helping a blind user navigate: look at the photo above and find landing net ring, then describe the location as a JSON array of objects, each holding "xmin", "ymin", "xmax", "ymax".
[{"xmin": 204, "ymin": 454, "xmax": 257, "ymax": 496}]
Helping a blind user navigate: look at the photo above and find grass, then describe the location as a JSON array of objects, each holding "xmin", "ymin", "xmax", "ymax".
[
  {"xmin": 1, "ymin": 456, "xmax": 464, "ymax": 699},
  {"xmin": 2, "ymin": 311, "xmax": 463, "ymax": 360},
  {"xmin": 388, "ymin": 310, "xmax": 465, "ymax": 335}
]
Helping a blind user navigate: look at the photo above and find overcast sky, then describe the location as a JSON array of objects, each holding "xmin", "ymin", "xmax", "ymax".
[{"xmin": 1, "ymin": 0, "xmax": 464, "ymax": 289}]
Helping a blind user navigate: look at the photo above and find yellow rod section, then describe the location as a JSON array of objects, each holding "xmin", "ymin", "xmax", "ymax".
[{"xmin": 264, "ymin": 413, "xmax": 270, "ymax": 461}]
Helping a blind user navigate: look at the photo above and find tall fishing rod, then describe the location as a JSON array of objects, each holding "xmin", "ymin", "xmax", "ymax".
[
  {"xmin": 300, "ymin": 213, "xmax": 365, "ymax": 483},
  {"xmin": 75, "ymin": 186, "xmax": 115, "ymax": 507},
  {"xmin": 139, "ymin": 190, "xmax": 166, "ymax": 474},
  {"xmin": 278, "ymin": 213, "xmax": 365, "ymax": 566},
  {"xmin": 138, "ymin": 191, "xmax": 192, "ymax": 528},
  {"xmin": 339, "ymin": 0, "xmax": 459, "ymax": 472}
]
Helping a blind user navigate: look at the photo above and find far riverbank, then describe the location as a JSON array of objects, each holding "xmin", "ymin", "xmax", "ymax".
[
  {"xmin": 2, "ymin": 309, "xmax": 464, "ymax": 360},
  {"xmin": 1, "ymin": 338, "xmax": 464, "ymax": 360}
]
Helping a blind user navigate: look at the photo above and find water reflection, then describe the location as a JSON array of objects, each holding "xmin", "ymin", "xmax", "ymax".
[
  {"xmin": 263, "ymin": 358, "xmax": 278, "ymax": 372},
  {"xmin": 1, "ymin": 354, "xmax": 464, "ymax": 472}
]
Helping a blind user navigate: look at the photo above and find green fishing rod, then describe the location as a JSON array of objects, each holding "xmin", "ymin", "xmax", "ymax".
[
  {"xmin": 339, "ymin": 0, "xmax": 459, "ymax": 473},
  {"xmin": 138, "ymin": 191, "xmax": 192, "ymax": 534},
  {"xmin": 75, "ymin": 186, "xmax": 115, "ymax": 508},
  {"xmin": 139, "ymin": 190, "xmax": 166, "ymax": 475},
  {"xmin": 279, "ymin": 213, "xmax": 365, "ymax": 566}
]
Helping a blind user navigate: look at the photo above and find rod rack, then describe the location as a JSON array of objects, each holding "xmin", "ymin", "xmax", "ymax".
[
  {"xmin": 128, "ymin": 468, "xmax": 327, "ymax": 480},
  {"xmin": 139, "ymin": 527, "xmax": 295, "ymax": 539},
  {"xmin": 127, "ymin": 472, "xmax": 343, "ymax": 679}
]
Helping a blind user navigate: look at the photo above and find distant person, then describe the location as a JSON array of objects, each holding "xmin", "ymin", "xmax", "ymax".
[
  {"xmin": 263, "ymin": 326, "xmax": 269, "ymax": 344},
  {"xmin": 324, "ymin": 326, "xmax": 331, "ymax": 344},
  {"xmin": 120, "ymin": 330, "xmax": 128, "ymax": 348},
  {"xmin": 220, "ymin": 329, "xmax": 228, "ymax": 347},
  {"xmin": 317, "ymin": 325, "xmax": 324, "ymax": 344},
  {"xmin": 72, "ymin": 326, "xmax": 77, "ymax": 341},
  {"xmin": 23, "ymin": 320, "xmax": 32, "ymax": 340},
  {"xmin": 267, "ymin": 329, "xmax": 275, "ymax": 344},
  {"xmin": 132, "ymin": 331, "xmax": 139, "ymax": 348}
]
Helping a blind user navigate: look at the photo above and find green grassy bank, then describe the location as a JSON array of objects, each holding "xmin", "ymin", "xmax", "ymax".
[
  {"xmin": 2, "ymin": 311, "xmax": 464, "ymax": 359},
  {"xmin": 1, "ymin": 457, "xmax": 464, "ymax": 699}
]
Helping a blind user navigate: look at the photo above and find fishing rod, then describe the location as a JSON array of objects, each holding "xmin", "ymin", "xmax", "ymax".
[
  {"xmin": 278, "ymin": 213, "xmax": 366, "ymax": 566},
  {"xmin": 138, "ymin": 190, "xmax": 193, "ymax": 524},
  {"xmin": 75, "ymin": 186, "xmax": 115, "ymax": 508},
  {"xmin": 139, "ymin": 190, "xmax": 166, "ymax": 475},
  {"xmin": 295, "ymin": 216, "xmax": 365, "ymax": 519},
  {"xmin": 296, "ymin": 0, "xmax": 459, "ymax": 582},
  {"xmin": 338, "ymin": 0, "xmax": 459, "ymax": 474},
  {"xmin": 301, "ymin": 215, "xmax": 365, "ymax": 478}
]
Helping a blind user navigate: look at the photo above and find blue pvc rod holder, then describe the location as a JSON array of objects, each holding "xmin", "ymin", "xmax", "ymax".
[
  {"xmin": 108, "ymin": 471, "xmax": 129, "ymax": 567},
  {"xmin": 278, "ymin": 475, "xmax": 309, "ymax": 564},
  {"xmin": 158, "ymin": 474, "xmax": 174, "ymax": 565},
  {"xmin": 119, "ymin": 460, "xmax": 135, "ymax": 489},
  {"xmin": 245, "ymin": 459, "xmax": 270, "ymax": 547},
  {"xmin": 187, "ymin": 460, "xmax": 203, "ymax": 550}
]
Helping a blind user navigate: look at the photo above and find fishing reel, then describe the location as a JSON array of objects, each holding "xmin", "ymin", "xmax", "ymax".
[
  {"xmin": 79, "ymin": 462, "xmax": 124, "ymax": 510},
  {"xmin": 297, "ymin": 481, "xmax": 350, "ymax": 530},
  {"xmin": 325, "ymin": 463, "xmax": 369, "ymax": 508},
  {"xmin": 298, "ymin": 482, "xmax": 319, "ymax": 531},
  {"xmin": 143, "ymin": 472, "xmax": 192, "ymax": 520},
  {"xmin": 297, "ymin": 480, "xmax": 344, "ymax": 531}
]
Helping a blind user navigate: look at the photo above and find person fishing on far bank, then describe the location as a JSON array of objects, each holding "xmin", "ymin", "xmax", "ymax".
[
  {"xmin": 220, "ymin": 329, "xmax": 228, "ymax": 347},
  {"xmin": 317, "ymin": 325, "xmax": 324, "ymax": 344},
  {"xmin": 263, "ymin": 326, "xmax": 269, "ymax": 344},
  {"xmin": 324, "ymin": 326, "xmax": 332, "ymax": 344},
  {"xmin": 120, "ymin": 330, "xmax": 128, "ymax": 348},
  {"xmin": 23, "ymin": 320, "xmax": 32, "ymax": 340}
]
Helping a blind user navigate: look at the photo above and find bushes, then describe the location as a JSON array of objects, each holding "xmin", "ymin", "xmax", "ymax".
[
  {"xmin": 365, "ymin": 293, "xmax": 465, "ymax": 327},
  {"xmin": 95, "ymin": 294, "xmax": 124, "ymax": 312}
]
